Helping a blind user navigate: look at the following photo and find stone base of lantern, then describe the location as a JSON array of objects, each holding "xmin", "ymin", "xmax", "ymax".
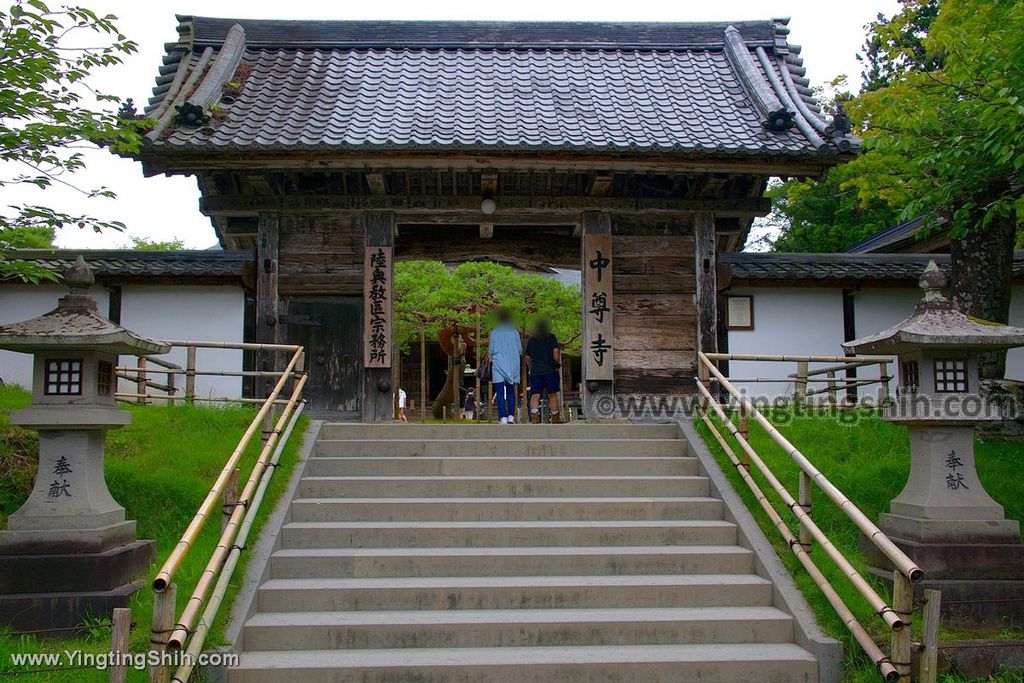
[{"xmin": 0, "ymin": 539, "xmax": 155, "ymax": 635}]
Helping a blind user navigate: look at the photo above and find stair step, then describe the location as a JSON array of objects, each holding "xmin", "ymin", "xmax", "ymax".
[
  {"xmin": 255, "ymin": 574, "xmax": 774, "ymax": 612},
  {"xmin": 304, "ymin": 456, "xmax": 699, "ymax": 476},
  {"xmin": 318, "ymin": 423, "xmax": 681, "ymax": 441},
  {"xmin": 289, "ymin": 497, "xmax": 724, "ymax": 522},
  {"xmin": 314, "ymin": 438, "xmax": 688, "ymax": 458},
  {"xmin": 280, "ymin": 520, "xmax": 738, "ymax": 549},
  {"xmin": 228, "ymin": 643, "xmax": 819, "ymax": 683},
  {"xmin": 269, "ymin": 545, "xmax": 754, "ymax": 579},
  {"xmin": 298, "ymin": 475, "xmax": 710, "ymax": 498},
  {"xmin": 242, "ymin": 606, "xmax": 794, "ymax": 650}
]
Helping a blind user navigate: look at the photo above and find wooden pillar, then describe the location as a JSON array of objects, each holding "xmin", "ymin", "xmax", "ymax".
[
  {"xmin": 362, "ymin": 211, "xmax": 395, "ymax": 421},
  {"xmin": 256, "ymin": 213, "xmax": 280, "ymax": 397},
  {"xmin": 694, "ymin": 212, "xmax": 718, "ymax": 357},
  {"xmin": 581, "ymin": 211, "xmax": 614, "ymax": 418}
]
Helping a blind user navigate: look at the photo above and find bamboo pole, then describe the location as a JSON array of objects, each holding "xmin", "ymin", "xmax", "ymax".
[
  {"xmin": 826, "ymin": 371, "xmax": 837, "ymax": 406},
  {"xmin": 794, "ymin": 360, "xmax": 808, "ymax": 404},
  {"xmin": 152, "ymin": 347, "xmax": 303, "ymax": 593},
  {"xmin": 148, "ymin": 583, "xmax": 176, "ymax": 683},
  {"xmin": 167, "ymin": 373, "xmax": 308, "ymax": 650},
  {"xmin": 475, "ymin": 308, "xmax": 481, "ymax": 422},
  {"xmin": 696, "ymin": 405, "xmax": 899, "ymax": 682},
  {"xmin": 159, "ymin": 340, "xmax": 301, "ymax": 352},
  {"xmin": 920, "ymin": 589, "xmax": 942, "ymax": 683},
  {"xmin": 700, "ymin": 352, "xmax": 923, "ymax": 584},
  {"xmin": 891, "ymin": 570, "xmax": 914, "ymax": 681},
  {"xmin": 110, "ymin": 607, "xmax": 130, "ymax": 683},
  {"xmin": 695, "ymin": 380, "xmax": 908, "ymax": 631},
  {"xmin": 116, "ymin": 393, "xmax": 289, "ymax": 405},
  {"xmin": 185, "ymin": 346, "xmax": 196, "ymax": 402},
  {"xmin": 118, "ymin": 367, "xmax": 288, "ymax": 378},
  {"xmin": 165, "ymin": 368, "xmax": 176, "ymax": 407},
  {"xmin": 799, "ymin": 471, "xmax": 813, "ymax": 549},
  {"xmin": 879, "ymin": 361, "xmax": 892, "ymax": 406},
  {"xmin": 170, "ymin": 401, "xmax": 306, "ymax": 683},
  {"xmin": 704, "ymin": 352, "xmax": 893, "ymax": 363}
]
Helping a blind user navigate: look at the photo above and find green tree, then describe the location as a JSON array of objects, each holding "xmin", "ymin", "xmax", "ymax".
[
  {"xmin": 846, "ymin": 0, "xmax": 1024, "ymax": 377},
  {"xmin": 127, "ymin": 236, "xmax": 186, "ymax": 251},
  {"xmin": 0, "ymin": 1, "xmax": 145, "ymax": 282},
  {"xmin": 858, "ymin": 0, "xmax": 941, "ymax": 93}
]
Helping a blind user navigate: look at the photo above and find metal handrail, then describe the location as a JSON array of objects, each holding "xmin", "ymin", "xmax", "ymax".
[
  {"xmin": 140, "ymin": 340, "xmax": 307, "ymax": 683},
  {"xmin": 696, "ymin": 351, "xmax": 922, "ymax": 682}
]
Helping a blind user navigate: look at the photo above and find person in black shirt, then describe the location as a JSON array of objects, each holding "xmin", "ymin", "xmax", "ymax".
[{"xmin": 525, "ymin": 318, "xmax": 562, "ymax": 424}]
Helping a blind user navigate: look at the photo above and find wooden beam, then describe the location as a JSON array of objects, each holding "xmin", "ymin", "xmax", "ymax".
[
  {"xmin": 140, "ymin": 152, "xmax": 842, "ymax": 178},
  {"xmin": 581, "ymin": 210, "xmax": 614, "ymax": 418},
  {"xmin": 588, "ymin": 172, "xmax": 613, "ymax": 196},
  {"xmin": 480, "ymin": 172, "xmax": 498, "ymax": 195},
  {"xmin": 255, "ymin": 213, "xmax": 280, "ymax": 396},
  {"xmin": 694, "ymin": 212, "xmax": 718, "ymax": 356},
  {"xmin": 199, "ymin": 193, "xmax": 771, "ymax": 217}
]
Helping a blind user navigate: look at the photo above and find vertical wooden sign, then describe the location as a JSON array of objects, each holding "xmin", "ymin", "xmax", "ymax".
[
  {"xmin": 583, "ymin": 233, "xmax": 613, "ymax": 380},
  {"xmin": 363, "ymin": 245, "xmax": 392, "ymax": 368}
]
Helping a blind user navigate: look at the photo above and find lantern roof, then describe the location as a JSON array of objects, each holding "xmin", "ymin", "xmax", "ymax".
[
  {"xmin": 843, "ymin": 261, "xmax": 1024, "ymax": 355},
  {"xmin": 0, "ymin": 256, "xmax": 171, "ymax": 355}
]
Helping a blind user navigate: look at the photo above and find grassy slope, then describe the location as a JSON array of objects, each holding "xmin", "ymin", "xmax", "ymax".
[
  {"xmin": 0, "ymin": 385, "xmax": 307, "ymax": 681},
  {"xmin": 694, "ymin": 407, "xmax": 1024, "ymax": 683}
]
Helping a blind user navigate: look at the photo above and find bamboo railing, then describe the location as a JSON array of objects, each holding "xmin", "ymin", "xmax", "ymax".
[
  {"xmin": 696, "ymin": 352, "xmax": 927, "ymax": 682},
  {"xmin": 132, "ymin": 340, "xmax": 308, "ymax": 683}
]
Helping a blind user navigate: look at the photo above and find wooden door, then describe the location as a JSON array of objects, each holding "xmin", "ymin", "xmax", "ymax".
[{"xmin": 285, "ymin": 297, "xmax": 361, "ymax": 412}]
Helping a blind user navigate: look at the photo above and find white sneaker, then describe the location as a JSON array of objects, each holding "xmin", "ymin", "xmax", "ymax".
[
  {"xmin": 500, "ymin": 417, "xmax": 508, "ymax": 424},
  {"xmin": 507, "ymin": 417, "xmax": 515, "ymax": 424}
]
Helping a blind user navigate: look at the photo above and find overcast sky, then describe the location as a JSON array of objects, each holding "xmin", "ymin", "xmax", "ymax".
[{"xmin": 34, "ymin": 0, "xmax": 901, "ymax": 250}]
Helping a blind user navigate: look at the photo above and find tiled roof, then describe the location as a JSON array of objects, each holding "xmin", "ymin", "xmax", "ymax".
[
  {"xmin": 142, "ymin": 17, "xmax": 856, "ymax": 158},
  {"xmin": 841, "ymin": 216, "xmax": 949, "ymax": 254},
  {"xmin": 722, "ymin": 252, "xmax": 1024, "ymax": 283},
  {"xmin": 6, "ymin": 250, "xmax": 252, "ymax": 280}
]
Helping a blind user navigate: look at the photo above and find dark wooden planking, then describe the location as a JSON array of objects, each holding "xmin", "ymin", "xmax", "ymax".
[
  {"xmin": 694, "ymin": 212, "xmax": 718, "ymax": 356},
  {"xmin": 255, "ymin": 213, "xmax": 281, "ymax": 395}
]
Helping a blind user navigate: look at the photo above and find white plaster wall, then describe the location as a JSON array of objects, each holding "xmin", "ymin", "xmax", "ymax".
[
  {"xmin": 119, "ymin": 285, "xmax": 245, "ymax": 398},
  {"xmin": 0, "ymin": 284, "xmax": 110, "ymax": 389},
  {"xmin": 725, "ymin": 287, "xmax": 846, "ymax": 399},
  {"xmin": 1005, "ymin": 284, "xmax": 1024, "ymax": 380}
]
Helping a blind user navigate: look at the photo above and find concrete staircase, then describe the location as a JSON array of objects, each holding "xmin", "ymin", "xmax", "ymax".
[{"xmin": 229, "ymin": 423, "xmax": 825, "ymax": 683}]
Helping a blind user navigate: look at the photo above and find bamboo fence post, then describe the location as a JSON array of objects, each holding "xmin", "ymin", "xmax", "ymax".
[
  {"xmin": 920, "ymin": 588, "xmax": 941, "ymax": 683},
  {"xmin": 419, "ymin": 327, "xmax": 426, "ymax": 422},
  {"xmin": 262, "ymin": 405, "xmax": 275, "ymax": 447},
  {"xmin": 891, "ymin": 570, "xmax": 914, "ymax": 681},
  {"xmin": 794, "ymin": 360, "xmax": 808, "ymax": 405},
  {"xmin": 165, "ymin": 367, "xmax": 176, "ymax": 407},
  {"xmin": 149, "ymin": 582, "xmax": 176, "ymax": 683},
  {"xmin": 110, "ymin": 607, "xmax": 130, "ymax": 683},
  {"xmin": 185, "ymin": 346, "xmax": 196, "ymax": 403},
  {"xmin": 826, "ymin": 370, "xmax": 837, "ymax": 406},
  {"xmin": 698, "ymin": 357, "xmax": 711, "ymax": 408},
  {"xmin": 880, "ymin": 361, "xmax": 892, "ymax": 406},
  {"xmin": 222, "ymin": 468, "xmax": 239, "ymax": 533},
  {"xmin": 137, "ymin": 356, "xmax": 148, "ymax": 405},
  {"xmin": 799, "ymin": 471, "xmax": 813, "ymax": 549}
]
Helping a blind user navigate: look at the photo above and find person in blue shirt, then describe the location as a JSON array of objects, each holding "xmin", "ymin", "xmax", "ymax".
[{"xmin": 487, "ymin": 308, "xmax": 522, "ymax": 424}]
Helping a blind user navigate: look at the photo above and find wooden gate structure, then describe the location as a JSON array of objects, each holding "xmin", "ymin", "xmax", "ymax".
[{"xmin": 133, "ymin": 16, "xmax": 856, "ymax": 419}]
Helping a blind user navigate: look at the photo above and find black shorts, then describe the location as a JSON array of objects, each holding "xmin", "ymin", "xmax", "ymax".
[{"xmin": 529, "ymin": 371, "xmax": 561, "ymax": 394}]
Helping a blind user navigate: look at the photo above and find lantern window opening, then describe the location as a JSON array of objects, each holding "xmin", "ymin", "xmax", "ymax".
[
  {"xmin": 44, "ymin": 358, "xmax": 83, "ymax": 396},
  {"xmin": 934, "ymin": 358, "xmax": 968, "ymax": 393},
  {"xmin": 97, "ymin": 360, "xmax": 113, "ymax": 396},
  {"xmin": 900, "ymin": 360, "xmax": 919, "ymax": 396}
]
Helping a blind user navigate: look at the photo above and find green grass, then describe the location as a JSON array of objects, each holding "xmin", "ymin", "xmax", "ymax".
[
  {"xmin": 694, "ymin": 406, "xmax": 1024, "ymax": 682},
  {"xmin": 0, "ymin": 385, "xmax": 307, "ymax": 681}
]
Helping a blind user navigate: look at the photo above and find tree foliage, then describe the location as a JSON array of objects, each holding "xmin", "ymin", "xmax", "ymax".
[
  {"xmin": 0, "ymin": 1, "xmax": 146, "ymax": 282},
  {"xmin": 393, "ymin": 261, "xmax": 581, "ymax": 356},
  {"xmin": 858, "ymin": 0, "xmax": 941, "ymax": 93},
  {"xmin": 127, "ymin": 236, "xmax": 186, "ymax": 251}
]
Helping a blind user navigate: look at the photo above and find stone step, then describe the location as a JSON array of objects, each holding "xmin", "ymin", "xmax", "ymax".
[
  {"xmin": 289, "ymin": 497, "xmax": 724, "ymax": 522},
  {"xmin": 314, "ymin": 438, "xmax": 688, "ymax": 458},
  {"xmin": 227, "ymin": 643, "xmax": 819, "ymax": 683},
  {"xmin": 242, "ymin": 606, "xmax": 795, "ymax": 650},
  {"xmin": 255, "ymin": 574, "xmax": 775, "ymax": 612},
  {"xmin": 269, "ymin": 546, "xmax": 755, "ymax": 579},
  {"xmin": 297, "ymin": 475, "xmax": 710, "ymax": 499},
  {"xmin": 279, "ymin": 520, "xmax": 738, "ymax": 549},
  {"xmin": 304, "ymin": 456, "xmax": 699, "ymax": 477},
  {"xmin": 318, "ymin": 423, "xmax": 681, "ymax": 441}
]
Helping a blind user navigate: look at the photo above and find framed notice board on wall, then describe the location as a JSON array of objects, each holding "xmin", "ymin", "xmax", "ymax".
[{"xmin": 727, "ymin": 295, "xmax": 754, "ymax": 330}]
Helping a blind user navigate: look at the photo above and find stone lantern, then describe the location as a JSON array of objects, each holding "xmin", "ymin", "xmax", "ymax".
[
  {"xmin": 0, "ymin": 256, "xmax": 170, "ymax": 634},
  {"xmin": 844, "ymin": 261, "xmax": 1024, "ymax": 627}
]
